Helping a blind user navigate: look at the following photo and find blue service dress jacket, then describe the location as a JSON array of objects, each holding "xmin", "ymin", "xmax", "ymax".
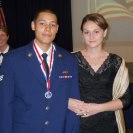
[{"xmin": 0, "ymin": 41, "xmax": 80, "ymax": 133}]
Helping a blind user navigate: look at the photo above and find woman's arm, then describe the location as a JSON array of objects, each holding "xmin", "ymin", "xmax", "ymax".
[
  {"xmin": 68, "ymin": 98, "xmax": 123, "ymax": 117},
  {"xmin": 68, "ymin": 98, "xmax": 84, "ymax": 114},
  {"xmin": 119, "ymin": 87, "xmax": 131, "ymax": 109},
  {"xmin": 80, "ymin": 99, "xmax": 123, "ymax": 117}
]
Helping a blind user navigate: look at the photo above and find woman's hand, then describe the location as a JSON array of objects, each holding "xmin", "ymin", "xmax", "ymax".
[
  {"xmin": 68, "ymin": 98, "xmax": 84, "ymax": 114},
  {"xmin": 79, "ymin": 99, "xmax": 123, "ymax": 117},
  {"xmin": 79, "ymin": 103, "xmax": 101, "ymax": 117},
  {"xmin": 69, "ymin": 98, "xmax": 123, "ymax": 117},
  {"xmin": 68, "ymin": 98, "xmax": 101, "ymax": 117}
]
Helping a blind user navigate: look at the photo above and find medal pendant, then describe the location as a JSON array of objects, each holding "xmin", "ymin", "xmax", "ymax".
[{"xmin": 45, "ymin": 91, "xmax": 52, "ymax": 99}]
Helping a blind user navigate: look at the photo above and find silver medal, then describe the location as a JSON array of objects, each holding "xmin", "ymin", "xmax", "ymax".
[{"xmin": 45, "ymin": 91, "xmax": 52, "ymax": 99}]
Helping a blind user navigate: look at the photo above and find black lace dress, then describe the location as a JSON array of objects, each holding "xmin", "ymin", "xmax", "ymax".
[{"xmin": 74, "ymin": 51, "xmax": 131, "ymax": 133}]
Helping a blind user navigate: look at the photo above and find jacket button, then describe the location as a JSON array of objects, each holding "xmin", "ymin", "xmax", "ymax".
[
  {"xmin": 45, "ymin": 121, "xmax": 49, "ymax": 125},
  {"xmin": 45, "ymin": 106, "xmax": 50, "ymax": 111}
]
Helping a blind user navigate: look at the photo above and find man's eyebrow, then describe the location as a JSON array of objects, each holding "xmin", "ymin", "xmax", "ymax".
[{"xmin": 37, "ymin": 19, "xmax": 57, "ymax": 22}]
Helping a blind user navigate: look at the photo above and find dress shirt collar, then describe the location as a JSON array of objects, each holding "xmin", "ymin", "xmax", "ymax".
[
  {"xmin": 34, "ymin": 41, "xmax": 54, "ymax": 58},
  {"xmin": 0, "ymin": 45, "xmax": 9, "ymax": 54},
  {"xmin": 33, "ymin": 41, "xmax": 55, "ymax": 66}
]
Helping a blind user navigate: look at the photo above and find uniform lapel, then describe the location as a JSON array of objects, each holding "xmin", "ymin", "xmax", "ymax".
[
  {"xmin": 50, "ymin": 46, "xmax": 63, "ymax": 89},
  {"xmin": 25, "ymin": 43, "xmax": 45, "ymax": 86}
]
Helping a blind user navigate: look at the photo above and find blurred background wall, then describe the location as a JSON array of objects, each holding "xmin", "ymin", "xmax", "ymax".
[{"xmin": 71, "ymin": 0, "xmax": 133, "ymax": 62}]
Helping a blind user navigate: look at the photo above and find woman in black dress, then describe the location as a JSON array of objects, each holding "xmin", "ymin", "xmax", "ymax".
[{"xmin": 68, "ymin": 13, "xmax": 131, "ymax": 133}]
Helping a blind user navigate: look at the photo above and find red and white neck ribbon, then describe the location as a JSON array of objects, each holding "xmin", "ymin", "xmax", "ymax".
[{"xmin": 33, "ymin": 43, "xmax": 54, "ymax": 90}]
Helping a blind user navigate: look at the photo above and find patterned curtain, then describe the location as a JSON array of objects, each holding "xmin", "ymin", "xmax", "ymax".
[{"xmin": 0, "ymin": 0, "xmax": 6, "ymax": 26}]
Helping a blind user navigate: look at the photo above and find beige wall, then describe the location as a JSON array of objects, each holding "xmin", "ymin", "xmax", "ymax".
[
  {"xmin": 71, "ymin": 0, "xmax": 133, "ymax": 62},
  {"xmin": 71, "ymin": 0, "xmax": 88, "ymax": 52}
]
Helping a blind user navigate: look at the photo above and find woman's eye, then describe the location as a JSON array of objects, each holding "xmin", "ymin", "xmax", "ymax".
[
  {"xmin": 84, "ymin": 31, "xmax": 89, "ymax": 34},
  {"xmin": 95, "ymin": 30, "xmax": 99, "ymax": 33}
]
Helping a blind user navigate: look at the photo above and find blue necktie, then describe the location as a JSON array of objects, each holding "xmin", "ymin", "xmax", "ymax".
[
  {"xmin": 42, "ymin": 53, "xmax": 49, "ymax": 78},
  {"xmin": 0, "ymin": 53, "xmax": 4, "ymax": 56}
]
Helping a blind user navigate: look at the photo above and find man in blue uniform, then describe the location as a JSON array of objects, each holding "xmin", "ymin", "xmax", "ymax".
[
  {"xmin": 0, "ymin": 9, "xmax": 80, "ymax": 133},
  {"xmin": 0, "ymin": 25, "xmax": 12, "ymax": 67}
]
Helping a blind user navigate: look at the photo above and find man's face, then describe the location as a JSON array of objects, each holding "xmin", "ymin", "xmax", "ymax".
[
  {"xmin": 0, "ymin": 31, "xmax": 9, "ymax": 47},
  {"xmin": 31, "ymin": 12, "xmax": 59, "ymax": 47}
]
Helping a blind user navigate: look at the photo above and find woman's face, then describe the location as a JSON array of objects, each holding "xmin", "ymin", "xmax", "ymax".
[{"xmin": 82, "ymin": 20, "xmax": 107, "ymax": 49}]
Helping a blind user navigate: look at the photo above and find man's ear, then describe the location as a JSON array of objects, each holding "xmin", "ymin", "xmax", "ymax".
[
  {"xmin": 56, "ymin": 24, "xmax": 59, "ymax": 33},
  {"xmin": 31, "ymin": 21, "xmax": 35, "ymax": 31}
]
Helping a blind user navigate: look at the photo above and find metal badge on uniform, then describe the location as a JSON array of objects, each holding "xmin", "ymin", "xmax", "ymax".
[
  {"xmin": 0, "ymin": 75, "xmax": 4, "ymax": 81},
  {"xmin": 58, "ymin": 54, "xmax": 62, "ymax": 58},
  {"xmin": 28, "ymin": 52, "xmax": 32, "ymax": 57},
  {"xmin": 45, "ymin": 91, "xmax": 52, "ymax": 99}
]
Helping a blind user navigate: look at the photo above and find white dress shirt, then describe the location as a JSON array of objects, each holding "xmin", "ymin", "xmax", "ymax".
[{"xmin": 0, "ymin": 45, "xmax": 9, "ymax": 66}]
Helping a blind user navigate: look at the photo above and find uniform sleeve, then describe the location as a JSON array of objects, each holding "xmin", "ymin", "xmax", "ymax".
[
  {"xmin": 65, "ymin": 57, "xmax": 80, "ymax": 133},
  {"xmin": 65, "ymin": 111, "xmax": 80, "ymax": 133},
  {"xmin": 0, "ymin": 56, "xmax": 14, "ymax": 133}
]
